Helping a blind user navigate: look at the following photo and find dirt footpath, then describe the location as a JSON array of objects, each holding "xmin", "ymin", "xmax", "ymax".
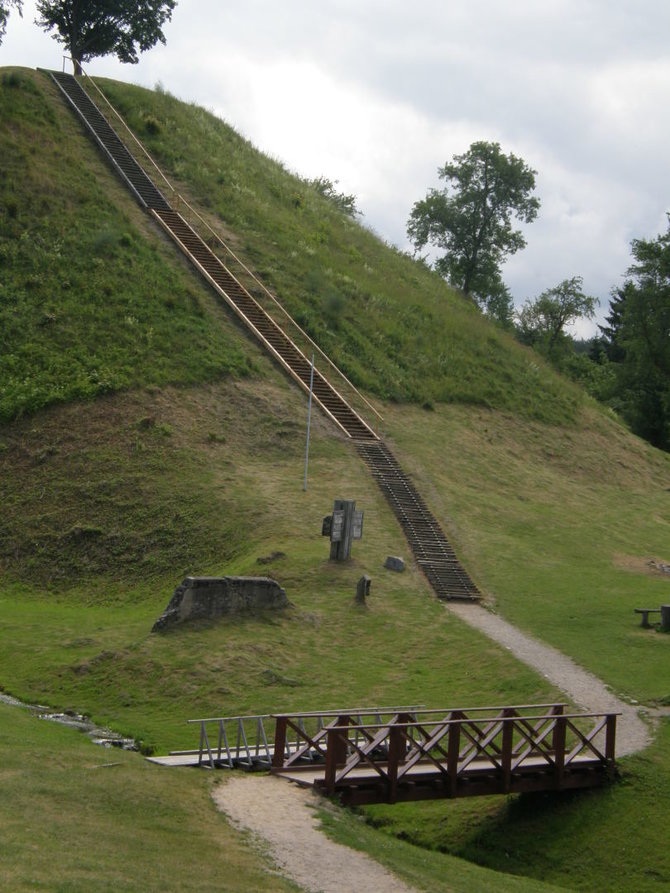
[
  {"xmin": 447, "ymin": 602, "xmax": 651, "ymax": 756},
  {"xmin": 213, "ymin": 774, "xmax": 418, "ymax": 893}
]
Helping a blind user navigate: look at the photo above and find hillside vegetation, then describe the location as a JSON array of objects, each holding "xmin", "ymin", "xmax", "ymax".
[
  {"xmin": 2, "ymin": 67, "xmax": 582, "ymax": 424},
  {"xmin": 1, "ymin": 67, "xmax": 669, "ymax": 893}
]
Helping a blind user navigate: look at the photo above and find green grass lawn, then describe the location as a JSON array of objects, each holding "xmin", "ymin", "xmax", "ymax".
[
  {"xmin": 0, "ymin": 381, "xmax": 561, "ymax": 752},
  {"xmin": 384, "ymin": 402, "xmax": 670, "ymax": 703},
  {"xmin": 361, "ymin": 718, "xmax": 670, "ymax": 892},
  {"xmin": 0, "ymin": 702, "xmax": 301, "ymax": 893},
  {"xmin": 2, "ymin": 64, "xmax": 670, "ymax": 893}
]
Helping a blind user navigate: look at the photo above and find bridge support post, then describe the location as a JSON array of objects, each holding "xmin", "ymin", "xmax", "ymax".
[
  {"xmin": 553, "ymin": 716, "xmax": 566, "ymax": 788},
  {"xmin": 386, "ymin": 714, "xmax": 411, "ymax": 803},
  {"xmin": 502, "ymin": 715, "xmax": 514, "ymax": 793},
  {"xmin": 272, "ymin": 716, "xmax": 287, "ymax": 769},
  {"xmin": 605, "ymin": 714, "xmax": 617, "ymax": 763},
  {"xmin": 325, "ymin": 716, "xmax": 350, "ymax": 795},
  {"xmin": 447, "ymin": 715, "xmax": 462, "ymax": 797},
  {"xmin": 551, "ymin": 703, "xmax": 565, "ymax": 753}
]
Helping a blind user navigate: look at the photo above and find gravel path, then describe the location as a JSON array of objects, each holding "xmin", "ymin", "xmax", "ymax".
[
  {"xmin": 213, "ymin": 603, "xmax": 653, "ymax": 892},
  {"xmin": 447, "ymin": 602, "xmax": 651, "ymax": 756},
  {"xmin": 213, "ymin": 774, "xmax": 418, "ymax": 893}
]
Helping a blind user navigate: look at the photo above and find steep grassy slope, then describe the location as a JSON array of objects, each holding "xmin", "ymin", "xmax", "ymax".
[
  {"xmin": 0, "ymin": 68, "xmax": 256, "ymax": 422},
  {"xmin": 0, "ymin": 380, "xmax": 560, "ymax": 749},
  {"xmin": 1, "ymin": 66, "xmax": 670, "ymax": 893},
  {"xmin": 2, "ymin": 67, "xmax": 581, "ymax": 425}
]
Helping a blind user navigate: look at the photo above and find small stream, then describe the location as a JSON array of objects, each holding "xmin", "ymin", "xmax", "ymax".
[{"xmin": 0, "ymin": 691, "xmax": 138, "ymax": 751}]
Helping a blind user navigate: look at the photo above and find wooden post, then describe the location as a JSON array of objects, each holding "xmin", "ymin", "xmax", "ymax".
[
  {"xmin": 551, "ymin": 703, "xmax": 565, "ymax": 754},
  {"xmin": 554, "ymin": 715, "xmax": 567, "ymax": 788},
  {"xmin": 605, "ymin": 714, "xmax": 617, "ymax": 762},
  {"xmin": 329, "ymin": 500, "xmax": 356, "ymax": 561},
  {"xmin": 501, "ymin": 717, "xmax": 514, "ymax": 793},
  {"xmin": 386, "ymin": 717, "xmax": 408, "ymax": 803},
  {"xmin": 324, "ymin": 716, "xmax": 350, "ymax": 794},
  {"xmin": 272, "ymin": 716, "xmax": 287, "ymax": 769},
  {"xmin": 447, "ymin": 715, "xmax": 462, "ymax": 797}
]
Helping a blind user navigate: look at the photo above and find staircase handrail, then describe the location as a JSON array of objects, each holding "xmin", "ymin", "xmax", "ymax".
[
  {"xmin": 174, "ymin": 192, "xmax": 384, "ymax": 425},
  {"xmin": 74, "ymin": 60, "xmax": 176, "ymax": 200},
  {"xmin": 70, "ymin": 60, "xmax": 382, "ymax": 428}
]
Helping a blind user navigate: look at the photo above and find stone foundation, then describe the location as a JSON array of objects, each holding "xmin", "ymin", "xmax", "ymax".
[{"xmin": 152, "ymin": 576, "xmax": 288, "ymax": 632}]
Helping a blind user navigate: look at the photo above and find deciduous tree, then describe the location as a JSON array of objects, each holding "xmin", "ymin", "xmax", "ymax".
[
  {"xmin": 407, "ymin": 141, "xmax": 540, "ymax": 312},
  {"xmin": 0, "ymin": 0, "xmax": 22, "ymax": 45},
  {"xmin": 35, "ymin": 0, "xmax": 177, "ymax": 75},
  {"xmin": 516, "ymin": 276, "xmax": 598, "ymax": 362}
]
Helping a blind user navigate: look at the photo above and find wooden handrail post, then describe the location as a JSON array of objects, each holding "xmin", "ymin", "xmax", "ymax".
[
  {"xmin": 554, "ymin": 715, "xmax": 567, "ymax": 788},
  {"xmin": 333, "ymin": 715, "xmax": 350, "ymax": 766},
  {"xmin": 386, "ymin": 720, "xmax": 407, "ymax": 804},
  {"xmin": 501, "ymin": 715, "xmax": 514, "ymax": 793},
  {"xmin": 447, "ymin": 716, "xmax": 462, "ymax": 797},
  {"xmin": 324, "ymin": 729, "xmax": 339, "ymax": 795},
  {"xmin": 551, "ymin": 703, "xmax": 565, "ymax": 753},
  {"xmin": 272, "ymin": 716, "xmax": 287, "ymax": 769},
  {"xmin": 605, "ymin": 714, "xmax": 617, "ymax": 762},
  {"xmin": 324, "ymin": 715, "xmax": 350, "ymax": 795}
]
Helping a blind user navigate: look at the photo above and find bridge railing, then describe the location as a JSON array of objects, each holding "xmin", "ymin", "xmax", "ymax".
[
  {"xmin": 271, "ymin": 706, "xmax": 425, "ymax": 770},
  {"xmin": 185, "ymin": 705, "xmax": 424, "ymax": 769},
  {"xmin": 308, "ymin": 707, "xmax": 617, "ymax": 799},
  {"xmin": 186, "ymin": 714, "xmax": 274, "ymax": 769}
]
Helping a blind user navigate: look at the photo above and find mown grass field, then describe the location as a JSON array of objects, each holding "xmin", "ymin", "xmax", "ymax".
[{"xmin": 1, "ymin": 66, "xmax": 669, "ymax": 892}]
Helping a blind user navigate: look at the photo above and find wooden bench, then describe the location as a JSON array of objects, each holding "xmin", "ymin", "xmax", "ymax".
[{"xmin": 634, "ymin": 608, "xmax": 661, "ymax": 628}]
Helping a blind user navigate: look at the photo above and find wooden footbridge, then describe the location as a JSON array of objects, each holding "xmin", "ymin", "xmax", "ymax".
[
  {"xmin": 149, "ymin": 703, "xmax": 618, "ymax": 804},
  {"xmin": 46, "ymin": 67, "xmax": 480, "ymax": 602}
]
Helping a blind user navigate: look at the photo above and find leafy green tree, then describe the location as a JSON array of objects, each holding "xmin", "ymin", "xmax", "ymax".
[
  {"xmin": 407, "ymin": 141, "xmax": 540, "ymax": 312},
  {"xmin": 516, "ymin": 276, "xmax": 598, "ymax": 363},
  {"xmin": 0, "ymin": 0, "xmax": 22, "ymax": 45},
  {"xmin": 35, "ymin": 0, "xmax": 177, "ymax": 75},
  {"xmin": 603, "ymin": 219, "xmax": 670, "ymax": 450}
]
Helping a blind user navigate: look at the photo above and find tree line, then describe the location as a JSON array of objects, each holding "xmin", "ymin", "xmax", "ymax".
[{"xmin": 408, "ymin": 142, "xmax": 669, "ymax": 453}]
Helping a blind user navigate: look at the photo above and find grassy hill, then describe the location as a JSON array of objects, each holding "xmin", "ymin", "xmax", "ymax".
[{"xmin": 1, "ymin": 66, "xmax": 669, "ymax": 892}]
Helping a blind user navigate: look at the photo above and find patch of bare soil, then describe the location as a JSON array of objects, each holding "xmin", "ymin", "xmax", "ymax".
[
  {"xmin": 612, "ymin": 553, "xmax": 670, "ymax": 578},
  {"xmin": 213, "ymin": 775, "xmax": 417, "ymax": 893}
]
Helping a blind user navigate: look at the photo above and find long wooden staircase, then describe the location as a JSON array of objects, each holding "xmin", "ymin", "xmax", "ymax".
[{"xmin": 47, "ymin": 69, "xmax": 480, "ymax": 601}]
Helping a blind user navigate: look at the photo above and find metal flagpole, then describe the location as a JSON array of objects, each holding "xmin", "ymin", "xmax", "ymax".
[{"xmin": 303, "ymin": 354, "xmax": 315, "ymax": 491}]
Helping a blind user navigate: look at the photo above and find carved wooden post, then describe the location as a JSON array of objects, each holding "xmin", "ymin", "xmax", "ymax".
[{"xmin": 323, "ymin": 500, "xmax": 364, "ymax": 561}]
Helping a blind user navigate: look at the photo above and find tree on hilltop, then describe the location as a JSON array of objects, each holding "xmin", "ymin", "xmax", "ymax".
[
  {"xmin": 517, "ymin": 276, "xmax": 598, "ymax": 363},
  {"xmin": 407, "ymin": 141, "xmax": 540, "ymax": 317},
  {"xmin": 35, "ymin": 0, "xmax": 177, "ymax": 75},
  {"xmin": 0, "ymin": 0, "xmax": 22, "ymax": 45}
]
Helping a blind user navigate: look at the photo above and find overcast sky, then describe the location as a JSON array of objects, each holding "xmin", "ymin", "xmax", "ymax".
[{"xmin": 3, "ymin": 1, "xmax": 670, "ymax": 336}]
